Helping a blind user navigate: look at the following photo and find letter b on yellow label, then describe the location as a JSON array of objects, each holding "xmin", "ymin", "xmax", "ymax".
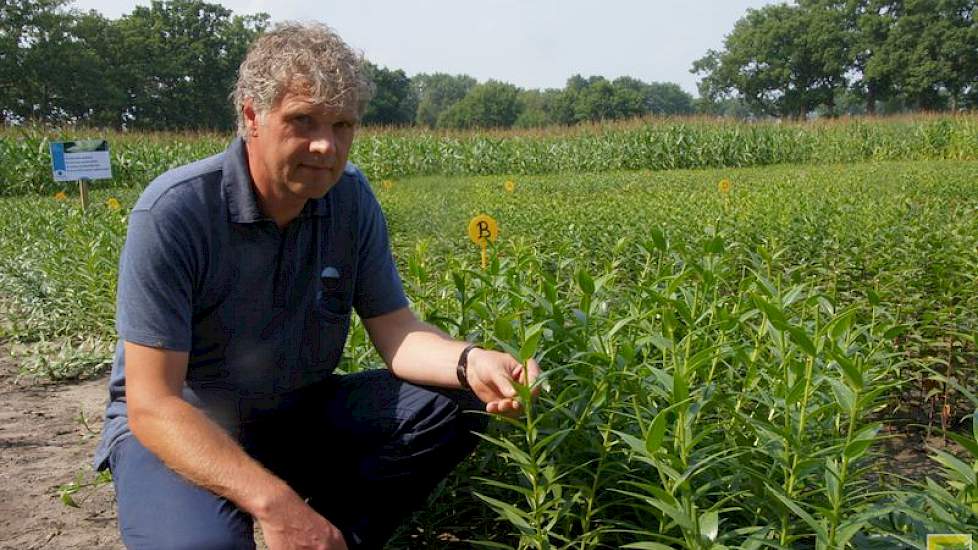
[{"xmin": 468, "ymin": 214, "xmax": 498, "ymax": 245}]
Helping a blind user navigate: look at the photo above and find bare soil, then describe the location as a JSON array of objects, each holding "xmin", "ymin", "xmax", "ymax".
[{"xmin": 0, "ymin": 347, "xmax": 120, "ymax": 550}]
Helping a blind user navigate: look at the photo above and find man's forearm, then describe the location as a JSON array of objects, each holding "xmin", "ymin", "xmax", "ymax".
[
  {"xmin": 384, "ymin": 320, "xmax": 472, "ymax": 388},
  {"xmin": 128, "ymin": 395, "xmax": 296, "ymax": 519},
  {"xmin": 366, "ymin": 307, "xmax": 541, "ymax": 416}
]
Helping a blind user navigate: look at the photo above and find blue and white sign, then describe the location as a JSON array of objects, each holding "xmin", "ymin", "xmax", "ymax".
[{"xmin": 50, "ymin": 140, "xmax": 112, "ymax": 182}]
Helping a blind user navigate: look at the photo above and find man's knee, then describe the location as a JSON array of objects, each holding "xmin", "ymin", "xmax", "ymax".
[
  {"xmin": 111, "ymin": 436, "xmax": 255, "ymax": 550},
  {"xmin": 120, "ymin": 526, "xmax": 253, "ymax": 550}
]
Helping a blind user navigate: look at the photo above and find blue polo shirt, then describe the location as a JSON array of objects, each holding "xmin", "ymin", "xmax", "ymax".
[{"xmin": 94, "ymin": 138, "xmax": 408, "ymax": 470}]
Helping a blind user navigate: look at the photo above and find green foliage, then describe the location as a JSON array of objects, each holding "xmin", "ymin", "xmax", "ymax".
[
  {"xmin": 362, "ymin": 63, "xmax": 418, "ymax": 126},
  {"xmin": 514, "ymin": 89, "xmax": 562, "ymax": 129},
  {"xmin": 569, "ymin": 76, "xmax": 630, "ymax": 123},
  {"xmin": 0, "ymin": 127, "xmax": 228, "ymax": 195},
  {"xmin": 694, "ymin": 0, "xmax": 978, "ymax": 116},
  {"xmin": 0, "ymin": 0, "xmax": 698, "ymax": 132},
  {"xmin": 113, "ymin": 0, "xmax": 268, "ymax": 131},
  {"xmin": 57, "ymin": 469, "xmax": 112, "ymax": 508},
  {"xmin": 378, "ymin": 161, "xmax": 978, "ymax": 548},
  {"xmin": 693, "ymin": 1, "xmax": 850, "ymax": 118},
  {"xmin": 643, "ymin": 81, "xmax": 695, "ymax": 116},
  {"xmin": 438, "ymin": 81, "xmax": 524, "ymax": 129},
  {"xmin": 5, "ymin": 115, "xmax": 978, "ymax": 196},
  {"xmin": 867, "ymin": 0, "xmax": 978, "ymax": 111},
  {"xmin": 350, "ymin": 115, "xmax": 978, "ymax": 181},
  {"xmin": 6, "ymin": 154, "xmax": 978, "ymax": 546},
  {"xmin": 0, "ymin": 0, "xmax": 267, "ymax": 128},
  {"xmin": 13, "ymin": 337, "xmax": 114, "ymax": 380},
  {"xmin": 0, "ymin": 190, "xmax": 126, "ymax": 340},
  {"xmin": 416, "ymin": 74, "xmax": 694, "ymax": 130},
  {"xmin": 546, "ymin": 75, "xmax": 695, "ymax": 126},
  {"xmin": 413, "ymin": 72, "xmax": 478, "ymax": 128},
  {"xmin": 0, "ymin": 0, "xmax": 116, "ymax": 124}
]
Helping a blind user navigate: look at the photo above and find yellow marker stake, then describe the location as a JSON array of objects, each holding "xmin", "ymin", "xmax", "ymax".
[{"xmin": 467, "ymin": 214, "xmax": 498, "ymax": 269}]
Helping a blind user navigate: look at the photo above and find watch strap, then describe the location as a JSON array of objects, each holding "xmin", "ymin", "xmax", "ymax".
[{"xmin": 456, "ymin": 343, "xmax": 480, "ymax": 390}]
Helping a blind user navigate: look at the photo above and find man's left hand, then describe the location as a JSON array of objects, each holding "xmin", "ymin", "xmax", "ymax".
[{"xmin": 465, "ymin": 348, "xmax": 542, "ymax": 416}]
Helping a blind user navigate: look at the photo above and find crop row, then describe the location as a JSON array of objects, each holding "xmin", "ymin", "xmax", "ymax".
[{"xmin": 2, "ymin": 115, "xmax": 977, "ymax": 196}]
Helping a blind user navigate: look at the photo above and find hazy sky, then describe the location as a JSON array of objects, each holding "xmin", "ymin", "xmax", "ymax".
[{"xmin": 68, "ymin": 0, "xmax": 782, "ymax": 95}]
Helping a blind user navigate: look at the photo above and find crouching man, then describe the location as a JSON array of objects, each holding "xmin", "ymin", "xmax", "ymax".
[{"xmin": 94, "ymin": 21, "xmax": 541, "ymax": 549}]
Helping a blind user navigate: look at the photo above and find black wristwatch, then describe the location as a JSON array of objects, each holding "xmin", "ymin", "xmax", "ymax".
[{"xmin": 456, "ymin": 343, "xmax": 480, "ymax": 391}]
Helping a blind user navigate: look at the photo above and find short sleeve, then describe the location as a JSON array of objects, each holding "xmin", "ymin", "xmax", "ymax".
[
  {"xmin": 115, "ymin": 208, "xmax": 194, "ymax": 351},
  {"xmin": 353, "ymin": 176, "xmax": 409, "ymax": 319}
]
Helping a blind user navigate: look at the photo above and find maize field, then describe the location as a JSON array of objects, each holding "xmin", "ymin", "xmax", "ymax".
[{"xmin": 3, "ymin": 115, "xmax": 978, "ymax": 196}]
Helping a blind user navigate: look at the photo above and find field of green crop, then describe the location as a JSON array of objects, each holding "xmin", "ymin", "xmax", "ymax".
[
  {"xmin": 3, "ymin": 115, "xmax": 978, "ymax": 196},
  {"xmin": 1, "ymin": 121, "xmax": 977, "ymax": 548}
]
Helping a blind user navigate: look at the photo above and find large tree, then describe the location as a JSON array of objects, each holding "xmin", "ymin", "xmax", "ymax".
[
  {"xmin": 114, "ymin": 0, "xmax": 267, "ymax": 130},
  {"xmin": 68, "ymin": 10, "xmax": 129, "ymax": 126},
  {"xmin": 693, "ymin": 1, "xmax": 852, "ymax": 117},
  {"xmin": 437, "ymin": 80, "xmax": 522, "ymax": 129},
  {"xmin": 868, "ymin": 0, "xmax": 978, "ymax": 110},
  {"xmin": 412, "ymin": 72, "xmax": 476, "ymax": 128},
  {"xmin": 0, "ymin": 0, "xmax": 95, "ymax": 123},
  {"xmin": 696, "ymin": 0, "xmax": 978, "ymax": 116},
  {"xmin": 513, "ymin": 88, "xmax": 562, "ymax": 128},
  {"xmin": 614, "ymin": 78, "xmax": 695, "ymax": 116},
  {"xmin": 849, "ymin": 0, "xmax": 900, "ymax": 114},
  {"xmin": 361, "ymin": 63, "xmax": 417, "ymax": 126},
  {"xmin": 0, "ymin": 0, "xmax": 266, "ymax": 128},
  {"xmin": 572, "ymin": 76, "xmax": 623, "ymax": 122}
]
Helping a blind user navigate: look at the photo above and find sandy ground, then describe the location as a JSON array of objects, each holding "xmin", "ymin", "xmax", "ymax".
[
  {"xmin": 0, "ymin": 346, "xmax": 278, "ymax": 550},
  {"xmin": 0, "ymin": 348, "xmax": 121, "ymax": 550}
]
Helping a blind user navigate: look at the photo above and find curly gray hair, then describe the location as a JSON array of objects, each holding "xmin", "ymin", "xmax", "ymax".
[{"xmin": 232, "ymin": 22, "xmax": 374, "ymax": 138}]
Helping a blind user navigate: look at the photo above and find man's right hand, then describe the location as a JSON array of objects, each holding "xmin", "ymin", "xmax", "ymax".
[{"xmin": 257, "ymin": 489, "xmax": 348, "ymax": 550}]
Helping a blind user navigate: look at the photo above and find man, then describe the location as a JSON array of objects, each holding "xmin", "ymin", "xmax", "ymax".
[{"xmin": 94, "ymin": 22, "xmax": 541, "ymax": 549}]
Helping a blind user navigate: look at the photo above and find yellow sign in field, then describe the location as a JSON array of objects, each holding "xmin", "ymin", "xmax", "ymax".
[
  {"xmin": 467, "ymin": 214, "xmax": 498, "ymax": 269},
  {"xmin": 468, "ymin": 214, "xmax": 498, "ymax": 245}
]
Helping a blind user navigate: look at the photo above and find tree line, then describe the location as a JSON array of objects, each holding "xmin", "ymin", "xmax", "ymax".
[
  {"xmin": 2, "ymin": 0, "xmax": 975, "ymax": 130},
  {"xmin": 369, "ymin": 72, "xmax": 695, "ymax": 129},
  {"xmin": 0, "ymin": 0, "xmax": 695, "ymax": 130},
  {"xmin": 1, "ymin": 0, "xmax": 268, "ymax": 129},
  {"xmin": 695, "ymin": 0, "xmax": 978, "ymax": 118}
]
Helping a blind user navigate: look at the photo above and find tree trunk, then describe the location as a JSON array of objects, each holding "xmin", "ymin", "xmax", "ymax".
[{"xmin": 40, "ymin": 83, "xmax": 49, "ymax": 121}]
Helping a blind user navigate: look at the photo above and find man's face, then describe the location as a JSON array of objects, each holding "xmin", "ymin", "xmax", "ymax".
[{"xmin": 245, "ymin": 87, "xmax": 358, "ymax": 202}]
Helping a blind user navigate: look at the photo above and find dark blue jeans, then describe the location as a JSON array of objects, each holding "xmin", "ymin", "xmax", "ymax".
[{"xmin": 109, "ymin": 369, "xmax": 488, "ymax": 549}]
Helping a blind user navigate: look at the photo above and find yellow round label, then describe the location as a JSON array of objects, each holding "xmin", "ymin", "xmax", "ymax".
[{"xmin": 467, "ymin": 214, "xmax": 499, "ymax": 245}]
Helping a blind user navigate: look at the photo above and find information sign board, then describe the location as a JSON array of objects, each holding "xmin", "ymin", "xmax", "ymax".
[{"xmin": 50, "ymin": 140, "xmax": 112, "ymax": 182}]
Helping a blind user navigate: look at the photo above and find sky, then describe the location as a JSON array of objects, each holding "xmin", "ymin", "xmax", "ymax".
[{"xmin": 68, "ymin": 0, "xmax": 782, "ymax": 96}]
